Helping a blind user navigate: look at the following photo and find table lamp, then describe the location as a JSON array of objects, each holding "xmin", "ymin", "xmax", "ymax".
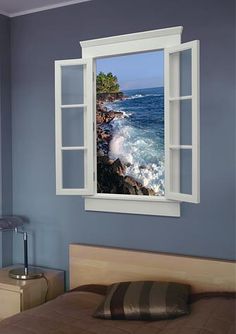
[{"xmin": 0, "ymin": 216, "xmax": 43, "ymax": 280}]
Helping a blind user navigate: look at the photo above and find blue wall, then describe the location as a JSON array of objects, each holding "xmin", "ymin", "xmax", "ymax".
[
  {"xmin": 9, "ymin": 0, "xmax": 236, "ymax": 275},
  {"xmin": 0, "ymin": 14, "xmax": 13, "ymax": 266}
]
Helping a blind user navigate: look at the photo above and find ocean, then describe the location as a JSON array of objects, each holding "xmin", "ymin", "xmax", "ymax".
[{"xmin": 105, "ymin": 87, "xmax": 165, "ymax": 196}]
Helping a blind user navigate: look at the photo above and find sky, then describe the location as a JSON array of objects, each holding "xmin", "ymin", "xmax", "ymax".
[{"xmin": 96, "ymin": 50, "xmax": 164, "ymax": 91}]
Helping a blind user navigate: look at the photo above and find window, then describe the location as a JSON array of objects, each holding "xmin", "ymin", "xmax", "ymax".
[
  {"xmin": 96, "ymin": 50, "xmax": 165, "ymax": 197},
  {"xmin": 55, "ymin": 26, "xmax": 200, "ymax": 216}
]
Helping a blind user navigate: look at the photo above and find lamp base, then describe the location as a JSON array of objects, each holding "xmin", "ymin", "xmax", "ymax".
[{"xmin": 9, "ymin": 267, "xmax": 44, "ymax": 280}]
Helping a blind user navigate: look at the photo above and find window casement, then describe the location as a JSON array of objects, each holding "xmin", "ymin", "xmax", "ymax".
[{"xmin": 55, "ymin": 26, "xmax": 200, "ymax": 217}]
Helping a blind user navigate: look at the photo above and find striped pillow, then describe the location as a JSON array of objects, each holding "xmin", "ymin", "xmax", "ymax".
[{"xmin": 93, "ymin": 281, "xmax": 190, "ymax": 320}]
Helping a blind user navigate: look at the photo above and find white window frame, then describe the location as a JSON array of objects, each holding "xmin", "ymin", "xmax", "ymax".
[
  {"xmin": 165, "ymin": 41, "xmax": 200, "ymax": 203},
  {"xmin": 55, "ymin": 26, "xmax": 200, "ymax": 217},
  {"xmin": 55, "ymin": 58, "xmax": 94, "ymax": 195},
  {"xmin": 82, "ymin": 26, "xmax": 182, "ymax": 217}
]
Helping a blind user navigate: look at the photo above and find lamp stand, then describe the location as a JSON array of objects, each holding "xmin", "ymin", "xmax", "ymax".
[{"xmin": 9, "ymin": 231, "xmax": 43, "ymax": 280}]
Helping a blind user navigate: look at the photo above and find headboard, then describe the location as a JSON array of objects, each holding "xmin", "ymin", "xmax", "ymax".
[{"xmin": 69, "ymin": 244, "xmax": 236, "ymax": 293}]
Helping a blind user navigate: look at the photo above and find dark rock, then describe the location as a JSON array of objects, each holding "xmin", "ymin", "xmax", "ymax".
[
  {"xmin": 140, "ymin": 187, "xmax": 149, "ymax": 195},
  {"xmin": 141, "ymin": 187, "xmax": 155, "ymax": 196},
  {"xmin": 123, "ymin": 182, "xmax": 136, "ymax": 195},
  {"xmin": 97, "ymin": 92, "xmax": 124, "ymax": 102},
  {"xmin": 139, "ymin": 165, "xmax": 146, "ymax": 170},
  {"xmin": 96, "ymin": 94, "xmax": 156, "ymax": 196},
  {"xmin": 112, "ymin": 159, "xmax": 126, "ymax": 176},
  {"xmin": 124, "ymin": 175, "xmax": 142, "ymax": 188},
  {"xmin": 96, "ymin": 110, "xmax": 123, "ymax": 125}
]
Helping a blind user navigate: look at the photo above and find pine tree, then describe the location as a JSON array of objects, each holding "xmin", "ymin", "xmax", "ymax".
[{"xmin": 96, "ymin": 72, "xmax": 120, "ymax": 93}]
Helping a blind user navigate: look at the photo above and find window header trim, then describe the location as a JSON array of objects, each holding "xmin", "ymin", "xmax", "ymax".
[
  {"xmin": 80, "ymin": 26, "xmax": 183, "ymax": 58},
  {"xmin": 80, "ymin": 26, "xmax": 183, "ymax": 48}
]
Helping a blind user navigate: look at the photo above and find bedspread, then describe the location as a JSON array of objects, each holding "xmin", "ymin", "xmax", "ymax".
[{"xmin": 0, "ymin": 291, "xmax": 235, "ymax": 334}]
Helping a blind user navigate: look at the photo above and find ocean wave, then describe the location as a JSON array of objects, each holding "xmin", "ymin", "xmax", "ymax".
[
  {"xmin": 105, "ymin": 102, "xmax": 132, "ymax": 118},
  {"xmin": 104, "ymin": 102, "xmax": 115, "ymax": 111},
  {"xmin": 121, "ymin": 111, "xmax": 132, "ymax": 118},
  {"xmin": 126, "ymin": 94, "xmax": 144, "ymax": 99},
  {"xmin": 109, "ymin": 124, "xmax": 165, "ymax": 196},
  {"xmin": 126, "ymin": 93, "xmax": 162, "ymax": 100},
  {"xmin": 101, "ymin": 87, "xmax": 165, "ymax": 196},
  {"xmin": 127, "ymin": 162, "xmax": 165, "ymax": 196}
]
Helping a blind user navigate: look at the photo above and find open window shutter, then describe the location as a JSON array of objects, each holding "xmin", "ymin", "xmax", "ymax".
[
  {"xmin": 55, "ymin": 58, "xmax": 94, "ymax": 195},
  {"xmin": 165, "ymin": 40, "xmax": 200, "ymax": 203}
]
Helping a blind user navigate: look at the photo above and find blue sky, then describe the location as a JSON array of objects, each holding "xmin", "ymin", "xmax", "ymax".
[{"xmin": 96, "ymin": 50, "xmax": 164, "ymax": 91}]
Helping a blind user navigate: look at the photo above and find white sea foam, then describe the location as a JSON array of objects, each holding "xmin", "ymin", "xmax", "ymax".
[
  {"xmin": 102, "ymin": 88, "xmax": 165, "ymax": 196},
  {"xmin": 126, "ymin": 93, "xmax": 162, "ymax": 100},
  {"xmin": 104, "ymin": 102, "xmax": 131, "ymax": 118},
  {"xmin": 121, "ymin": 111, "xmax": 132, "ymax": 118},
  {"xmin": 127, "ymin": 94, "xmax": 143, "ymax": 99},
  {"xmin": 127, "ymin": 162, "xmax": 165, "ymax": 195},
  {"xmin": 109, "ymin": 124, "xmax": 165, "ymax": 196}
]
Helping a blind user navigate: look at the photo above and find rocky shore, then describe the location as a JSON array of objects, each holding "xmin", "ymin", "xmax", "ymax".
[{"xmin": 96, "ymin": 94, "xmax": 155, "ymax": 196}]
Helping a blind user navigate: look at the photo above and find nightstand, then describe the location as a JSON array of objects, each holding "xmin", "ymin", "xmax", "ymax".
[{"xmin": 0, "ymin": 265, "xmax": 65, "ymax": 320}]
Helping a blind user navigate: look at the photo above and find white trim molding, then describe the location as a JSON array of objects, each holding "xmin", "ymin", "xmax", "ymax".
[
  {"xmin": 81, "ymin": 27, "xmax": 183, "ymax": 48},
  {"xmin": 0, "ymin": 10, "xmax": 10, "ymax": 17},
  {"xmin": 85, "ymin": 195, "xmax": 180, "ymax": 217},
  {"xmin": 81, "ymin": 26, "xmax": 183, "ymax": 58},
  {"xmin": 1, "ymin": 0, "xmax": 92, "ymax": 18}
]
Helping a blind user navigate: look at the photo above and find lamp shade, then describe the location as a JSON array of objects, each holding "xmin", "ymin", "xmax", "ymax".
[{"xmin": 0, "ymin": 216, "xmax": 25, "ymax": 230}]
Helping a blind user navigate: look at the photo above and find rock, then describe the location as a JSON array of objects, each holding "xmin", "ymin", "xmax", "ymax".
[
  {"xmin": 139, "ymin": 165, "xmax": 146, "ymax": 170},
  {"xmin": 141, "ymin": 187, "xmax": 155, "ymax": 196},
  {"xmin": 112, "ymin": 159, "xmax": 126, "ymax": 176},
  {"xmin": 124, "ymin": 175, "xmax": 142, "ymax": 188},
  {"xmin": 96, "ymin": 110, "xmax": 123, "ymax": 125},
  {"xmin": 136, "ymin": 188, "xmax": 144, "ymax": 195},
  {"xmin": 123, "ymin": 182, "xmax": 136, "ymax": 195},
  {"xmin": 96, "ymin": 93, "xmax": 156, "ymax": 196},
  {"xmin": 140, "ymin": 187, "xmax": 149, "ymax": 195},
  {"xmin": 97, "ymin": 92, "xmax": 124, "ymax": 102},
  {"xmin": 97, "ymin": 154, "xmax": 155, "ymax": 196}
]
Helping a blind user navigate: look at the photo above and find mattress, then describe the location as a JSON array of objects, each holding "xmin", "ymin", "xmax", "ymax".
[{"xmin": 0, "ymin": 290, "xmax": 235, "ymax": 334}]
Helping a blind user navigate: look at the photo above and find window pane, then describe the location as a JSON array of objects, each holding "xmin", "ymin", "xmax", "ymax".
[
  {"xmin": 62, "ymin": 150, "xmax": 84, "ymax": 188},
  {"xmin": 62, "ymin": 108, "xmax": 84, "ymax": 147},
  {"xmin": 96, "ymin": 50, "xmax": 165, "ymax": 197},
  {"xmin": 169, "ymin": 99, "xmax": 192, "ymax": 146},
  {"xmin": 180, "ymin": 149, "xmax": 192, "ymax": 194},
  {"xmin": 169, "ymin": 148, "xmax": 192, "ymax": 195},
  {"xmin": 61, "ymin": 65, "xmax": 84, "ymax": 105},
  {"xmin": 170, "ymin": 49, "xmax": 192, "ymax": 97}
]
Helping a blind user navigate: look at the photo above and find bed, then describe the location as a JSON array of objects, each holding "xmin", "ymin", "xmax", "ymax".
[{"xmin": 0, "ymin": 244, "xmax": 235, "ymax": 334}]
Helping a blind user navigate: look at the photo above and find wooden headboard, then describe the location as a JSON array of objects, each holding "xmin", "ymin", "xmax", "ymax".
[{"xmin": 69, "ymin": 244, "xmax": 236, "ymax": 293}]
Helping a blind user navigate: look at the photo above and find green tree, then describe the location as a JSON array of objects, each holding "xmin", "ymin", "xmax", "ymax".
[{"xmin": 96, "ymin": 72, "xmax": 120, "ymax": 93}]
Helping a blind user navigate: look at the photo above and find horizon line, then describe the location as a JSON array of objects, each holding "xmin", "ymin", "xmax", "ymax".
[{"xmin": 120, "ymin": 85, "xmax": 164, "ymax": 91}]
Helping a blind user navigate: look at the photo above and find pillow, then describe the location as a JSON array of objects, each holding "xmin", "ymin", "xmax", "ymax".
[
  {"xmin": 93, "ymin": 281, "xmax": 191, "ymax": 320},
  {"xmin": 70, "ymin": 284, "xmax": 108, "ymax": 295}
]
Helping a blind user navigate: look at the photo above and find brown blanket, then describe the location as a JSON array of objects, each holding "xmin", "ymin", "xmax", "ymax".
[{"xmin": 0, "ymin": 290, "xmax": 235, "ymax": 333}]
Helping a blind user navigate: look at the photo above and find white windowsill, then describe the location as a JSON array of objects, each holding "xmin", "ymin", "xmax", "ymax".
[{"xmin": 85, "ymin": 194, "xmax": 180, "ymax": 217}]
